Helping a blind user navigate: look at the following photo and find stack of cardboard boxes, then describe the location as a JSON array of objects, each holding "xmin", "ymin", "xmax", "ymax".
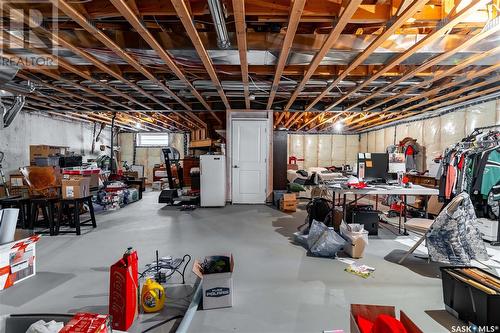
[{"xmin": 29, "ymin": 145, "xmax": 68, "ymax": 166}]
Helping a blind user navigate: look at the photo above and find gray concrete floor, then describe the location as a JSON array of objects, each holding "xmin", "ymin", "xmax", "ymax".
[{"xmin": 0, "ymin": 191, "xmax": 467, "ymax": 332}]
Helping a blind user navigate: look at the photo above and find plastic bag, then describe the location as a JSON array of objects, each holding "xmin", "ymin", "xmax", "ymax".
[
  {"xmin": 26, "ymin": 320, "xmax": 64, "ymax": 333},
  {"xmin": 340, "ymin": 222, "xmax": 369, "ymax": 246},
  {"xmin": 307, "ymin": 220, "xmax": 346, "ymax": 258}
]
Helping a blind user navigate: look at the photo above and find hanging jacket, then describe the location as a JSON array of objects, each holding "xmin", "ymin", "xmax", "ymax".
[
  {"xmin": 472, "ymin": 149, "xmax": 500, "ymax": 198},
  {"xmin": 426, "ymin": 192, "xmax": 489, "ymax": 265}
]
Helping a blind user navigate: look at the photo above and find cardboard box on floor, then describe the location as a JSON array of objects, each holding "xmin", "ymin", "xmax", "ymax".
[
  {"xmin": 192, "ymin": 254, "xmax": 234, "ymax": 310},
  {"xmin": 62, "ymin": 177, "xmax": 90, "ymax": 199},
  {"xmin": 344, "ymin": 237, "xmax": 366, "ymax": 259},
  {"xmin": 350, "ymin": 304, "xmax": 423, "ymax": 333},
  {"xmin": 280, "ymin": 193, "xmax": 297, "ymax": 212},
  {"xmin": 427, "ymin": 195, "xmax": 444, "ymax": 215}
]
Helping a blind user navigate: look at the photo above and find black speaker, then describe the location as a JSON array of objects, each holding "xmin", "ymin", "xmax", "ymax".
[{"xmin": 348, "ymin": 206, "xmax": 379, "ymax": 235}]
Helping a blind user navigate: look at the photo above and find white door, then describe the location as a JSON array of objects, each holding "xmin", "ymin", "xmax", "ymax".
[{"xmin": 232, "ymin": 120, "xmax": 268, "ymax": 204}]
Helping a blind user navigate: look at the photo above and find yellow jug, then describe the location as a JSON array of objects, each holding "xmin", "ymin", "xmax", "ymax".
[{"xmin": 141, "ymin": 278, "xmax": 166, "ymax": 313}]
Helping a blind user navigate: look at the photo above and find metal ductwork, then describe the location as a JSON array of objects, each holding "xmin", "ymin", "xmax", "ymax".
[
  {"xmin": 207, "ymin": 0, "xmax": 230, "ymax": 49},
  {"xmin": 0, "ymin": 65, "xmax": 32, "ymax": 128}
]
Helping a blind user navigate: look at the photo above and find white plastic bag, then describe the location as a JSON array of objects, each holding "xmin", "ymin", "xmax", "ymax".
[
  {"xmin": 307, "ymin": 220, "xmax": 346, "ymax": 258},
  {"xmin": 26, "ymin": 320, "xmax": 64, "ymax": 333},
  {"xmin": 340, "ymin": 222, "xmax": 369, "ymax": 245}
]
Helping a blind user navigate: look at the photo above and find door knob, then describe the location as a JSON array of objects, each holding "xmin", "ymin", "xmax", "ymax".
[{"xmin": 233, "ymin": 165, "xmax": 239, "ymax": 168}]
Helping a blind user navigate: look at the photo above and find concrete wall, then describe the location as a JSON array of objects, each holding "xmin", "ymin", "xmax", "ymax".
[
  {"xmin": 119, "ymin": 132, "xmax": 185, "ymax": 183},
  {"xmin": 359, "ymin": 99, "xmax": 500, "ymax": 171},
  {"xmin": 0, "ymin": 112, "xmax": 111, "ymax": 176}
]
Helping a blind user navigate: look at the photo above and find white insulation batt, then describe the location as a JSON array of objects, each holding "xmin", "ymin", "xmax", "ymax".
[
  {"xmin": 289, "ymin": 100, "xmax": 500, "ymax": 172},
  {"xmin": 287, "ymin": 134, "xmax": 359, "ymax": 169}
]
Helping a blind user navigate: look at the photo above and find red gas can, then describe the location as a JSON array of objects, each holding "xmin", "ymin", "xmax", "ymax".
[{"xmin": 109, "ymin": 247, "xmax": 138, "ymax": 331}]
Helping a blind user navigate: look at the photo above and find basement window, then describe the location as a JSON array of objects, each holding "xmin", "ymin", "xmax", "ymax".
[{"xmin": 136, "ymin": 133, "xmax": 169, "ymax": 147}]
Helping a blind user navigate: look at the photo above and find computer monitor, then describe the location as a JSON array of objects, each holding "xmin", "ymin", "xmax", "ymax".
[{"xmin": 357, "ymin": 153, "xmax": 389, "ymax": 181}]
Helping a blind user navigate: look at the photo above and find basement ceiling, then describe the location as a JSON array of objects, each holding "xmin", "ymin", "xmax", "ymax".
[{"xmin": 0, "ymin": 0, "xmax": 499, "ymax": 133}]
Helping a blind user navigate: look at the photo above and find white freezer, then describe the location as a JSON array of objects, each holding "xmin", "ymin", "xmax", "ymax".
[{"xmin": 200, "ymin": 155, "xmax": 226, "ymax": 207}]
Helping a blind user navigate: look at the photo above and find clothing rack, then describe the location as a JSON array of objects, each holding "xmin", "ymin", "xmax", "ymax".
[
  {"xmin": 457, "ymin": 140, "xmax": 500, "ymax": 148},
  {"xmin": 474, "ymin": 124, "xmax": 500, "ymax": 132},
  {"xmin": 470, "ymin": 126, "xmax": 500, "ymax": 246}
]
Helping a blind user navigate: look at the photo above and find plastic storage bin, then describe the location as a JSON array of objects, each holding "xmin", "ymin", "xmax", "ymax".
[{"xmin": 440, "ymin": 266, "xmax": 500, "ymax": 326}]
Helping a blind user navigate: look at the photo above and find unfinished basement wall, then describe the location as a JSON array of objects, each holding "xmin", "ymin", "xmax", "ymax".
[
  {"xmin": 0, "ymin": 111, "xmax": 111, "ymax": 176},
  {"xmin": 118, "ymin": 132, "xmax": 185, "ymax": 183},
  {"xmin": 287, "ymin": 134, "xmax": 359, "ymax": 169},
  {"xmin": 358, "ymin": 99, "xmax": 500, "ymax": 171}
]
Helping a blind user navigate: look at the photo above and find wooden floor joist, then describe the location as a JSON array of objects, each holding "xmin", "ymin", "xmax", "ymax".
[
  {"xmin": 232, "ymin": 0, "xmax": 251, "ymax": 109},
  {"xmin": 305, "ymin": 0, "xmax": 491, "ymax": 132},
  {"xmin": 109, "ymin": 0, "xmax": 220, "ymax": 126},
  {"xmin": 266, "ymin": 0, "xmax": 306, "ymax": 111},
  {"xmin": 275, "ymin": 0, "xmax": 363, "ymax": 128},
  {"xmin": 49, "ymin": 0, "xmax": 209, "ymax": 129},
  {"xmin": 294, "ymin": 0, "xmax": 431, "ymax": 131},
  {"xmin": 171, "ymin": 0, "xmax": 231, "ymax": 114}
]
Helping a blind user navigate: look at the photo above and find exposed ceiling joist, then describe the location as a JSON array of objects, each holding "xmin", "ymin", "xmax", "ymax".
[
  {"xmin": 108, "ymin": 0, "xmax": 221, "ymax": 125},
  {"xmin": 343, "ymin": 26, "xmax": 500, "ymax": 114},
  {"xmin": 266, "ymin": 0, "xmax": 306, "ymax": 110},
  {"xmin": 294, "ymin": 0, "xmax": 431, "ymax": 132},
  {"xmin": 171, "ymin": 0, "xmax": 231, "ymax": 113},
  {"xmin": 277, "ymin": 0, "xmax": 364, "ymax": 128},
  {"xmin": 232, "ymin": 0, "xmax": 251, "ymax": 109},
  {"xmin": 49, "ymin": 0, "xmax": 208, "ymax": 129},
  {"xmin": 322, "ymin": 0, "xmax": 490, "ymax": 113}
]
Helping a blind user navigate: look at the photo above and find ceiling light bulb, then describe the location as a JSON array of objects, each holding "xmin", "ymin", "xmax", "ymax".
[
  {"xmin": 334, "ymin": 121, "xmax": 343, "ymax": 131},
  {"xmin": 135, "ymin": 122, "xmax": 142, "ymax": 129}
]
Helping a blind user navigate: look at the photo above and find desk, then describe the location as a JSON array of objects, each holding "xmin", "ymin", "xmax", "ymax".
[{"xmin": 327, "ymin": 184, "xmax": 439, "ymax": 234}]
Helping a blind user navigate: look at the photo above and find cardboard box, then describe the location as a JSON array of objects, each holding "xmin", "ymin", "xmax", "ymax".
[
  {"xmin": 280, "ymin": 193, "xmax": 297, "ymax": 212},
  {"xmin": 0, "ymin": 234, "xmax": 40, "ymax": 290},
  {"xmin": 193, "ymin": 254, "xmax": 234, "ymax": 310},
  {"xmin": 62, "ymin": 177, "xmax": 90, "ymax": 199},
  {"xmin": 427, "ymin": 195, "xmax": 444, "ymax": 216},
  {"xmin": 60, "ymin": 313, "xmax": 111, "ymax": 333},
  {"xmin": 344, "ymin": 236, "xmax": 367, "ymax": 259},
  {"xmin": 68, "ymin": 174, "xmax": 99, "ymax": 189},
  {"xmin": 30, "ymin": 145, "xmax": 67, "ymax": 165},
  {"xmin": 350, "ymin": 304, "xmax": 423, "ymax": 333}
]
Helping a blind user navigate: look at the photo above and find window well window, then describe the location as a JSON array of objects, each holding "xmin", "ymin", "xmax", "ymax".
[{"xmin": 136, "ymin": 133, "xmax": 169, "ymax": 147}]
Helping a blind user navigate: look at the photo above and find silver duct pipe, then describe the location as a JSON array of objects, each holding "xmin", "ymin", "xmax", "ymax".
[
  {"xmin": 207, "ymin": 0, "xmax": 230, "ymax": 49},
  {"xmin": 0, "ymin": 65, "xmax": 32, "ymax": 128},
  {"xmin": 2, "ymin": 95, "xmax": 25, "ymax": 128}
]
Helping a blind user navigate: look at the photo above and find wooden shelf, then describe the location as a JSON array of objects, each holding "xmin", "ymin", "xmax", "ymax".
[{"xmin": 189, "ymin": 139, "xmax": 213, "ymax": 148}]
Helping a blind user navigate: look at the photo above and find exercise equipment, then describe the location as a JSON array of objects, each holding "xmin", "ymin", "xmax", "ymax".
[{"xmin": 158, "ymin": 147, "xmax": 198, "ymax": 205}]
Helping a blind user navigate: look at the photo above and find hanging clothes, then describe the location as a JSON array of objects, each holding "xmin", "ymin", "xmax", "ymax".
[
  {"xmin": 437, "ymin": 129, "xmax": 500, "ymax": 218},
  {"xmin": 398, "ymin": 137, "xmax": 420, "ymax": 172}
]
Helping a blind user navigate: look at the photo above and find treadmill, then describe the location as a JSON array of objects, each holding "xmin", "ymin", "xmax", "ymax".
[{"xmin": 158, "ymin": 147, "xmax": 198, "ymax": 205}]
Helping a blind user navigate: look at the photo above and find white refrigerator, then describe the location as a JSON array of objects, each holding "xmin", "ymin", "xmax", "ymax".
[{"xmin": 200, "ymin": 155, "xmax": 226, "ymax": 207}]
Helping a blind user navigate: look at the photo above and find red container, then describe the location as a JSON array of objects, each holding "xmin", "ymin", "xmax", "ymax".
[{"xmin": 109, "ymin": 248, "xmax": 138, "ymax": 331}]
